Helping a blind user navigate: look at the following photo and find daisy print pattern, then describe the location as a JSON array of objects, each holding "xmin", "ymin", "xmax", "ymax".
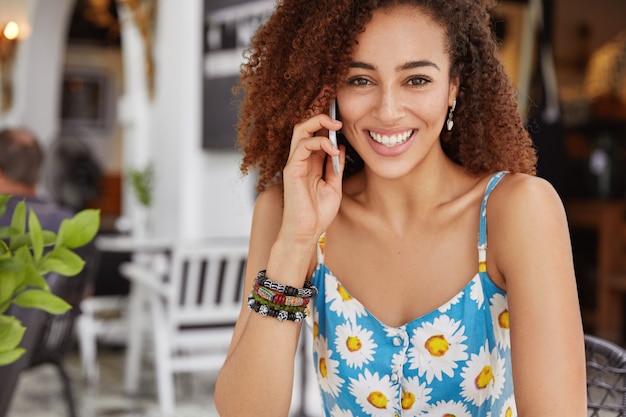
[
  {"xmin": 470, "ymin": 274, "xmax": 486, "ymax": 308},
  {"xmin": 335, "ymin": 322, "xmax": 378, "ymax": 369},
  {"xmin": 401, "ymin": 376, "xmax": 432, "ymax": 417},
  {"xmin": 438, "ymin": 289, "xmax": 463, "ymax": 313},
  {"xmin": 330, "ymin": 404, "xmax": 356, "ymax": 417},
  {"xmin": 421, "ymin": 400, "xmax": 472, "ymax": 417},
  {"xmin": 489, "ymin": 293, "xmax": 511, "ymax": 350},
  {"xmin": 326, "ymin": 273, "xmax": 367, "ymax": 323},
  {"xmin": 348, "ymin": 369, "xmax": 400, "ymax": 417},
  {"xmin": 317, "ymin": 335, "xmax": 345, "ymax": 398},
  {"xmin": 460, "ymin": 344, "xmax": 506, "ymax": 406},
  {"xmin": 499, "ymin": 395, "xmax": 517, "ymax": 417},
  {"xmin": 407, "ymin": 315, "xmax": 469, "ymax": 383},
  {"xmin": 308, "ymin": 172, "xmax": 516, "ymax": 417}
]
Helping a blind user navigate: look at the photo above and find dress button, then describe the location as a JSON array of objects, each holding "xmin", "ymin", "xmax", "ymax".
[{"xmin": 393, "ymin": 337, "xmax": 402, "ymax": 347}]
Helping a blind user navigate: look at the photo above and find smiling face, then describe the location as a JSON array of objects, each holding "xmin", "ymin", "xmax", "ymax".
[{"xmin": 336, "ymin": 4, "xmax": 458, "ymax": 180}]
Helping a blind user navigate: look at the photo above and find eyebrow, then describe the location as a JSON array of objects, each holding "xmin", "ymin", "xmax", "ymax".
[{"xmin": 349, "ymin": 60, "xmax": 440, "ymax": 72}]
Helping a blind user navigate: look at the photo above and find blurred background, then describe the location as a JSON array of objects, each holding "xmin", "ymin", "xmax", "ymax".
[{"xmin": 0, "ymin": 0, "xmax": 625, "ymax": 416}]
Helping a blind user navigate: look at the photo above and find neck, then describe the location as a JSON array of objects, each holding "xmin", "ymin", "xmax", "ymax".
[{"xmin": 0, "ymin": 180, "xmax": 36, "ymax": 197}]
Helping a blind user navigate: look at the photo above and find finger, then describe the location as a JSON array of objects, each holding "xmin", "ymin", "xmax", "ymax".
[
  {"xmin": 290, "ymin": 114, "xmax": 342, "ymax": 154},
  {"xmin": 324, "ymin": 144, "xmax": 346, "ymax": 185},
  {"xmin": 285, "ymin": 136, "xmax": 340, "ymax": 176}
]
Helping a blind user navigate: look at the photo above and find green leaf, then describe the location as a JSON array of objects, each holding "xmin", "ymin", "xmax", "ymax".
[
  {"xmin": 0, "ymin": 240, "xmax": 8, "ymax": 256},
  {"xmin": 22, "ymin": 266, "xmax": 49, "ymax": 291},
  {"xmin": 0, "ymin": 194, "xmax": 10, "ymax": 219},
  {"xmin": 9, "ymin": 201, "xmax": 26, "ymax": 246},
  {"xmin": 56, "ymin": 209, "xmax": 100, "ymax": 249},
  {"xmin": 0, "ymin": 348, "xmax": 26, "ymax": 366},
  {"xmin": 0, "ymin": 315, "xmax": 27, "ymax": 365},
  {"xmin": 0, "ymin": 226, "xmax": 19, "ymax": 240},
  {"xmin": 39, "ymin": 247, "xmax": 85, "ymax": 276},
  {"xmin": 0, "ymin": 315, "xmax": 26, "ymax": 351},
  {"xmin": 28, "ymin": 210, "xmax": 44, "ymax": 261},
  {"xmin": 42, "ymin": 231, "xmax": 57, "ymax": 246},
  {"xmin": 13, "ymin": 289, "xmax": 71, "ymax": 314},
  {"xmin": 0, "ymin": 260, "xmax": 19, "ymax": 308}
]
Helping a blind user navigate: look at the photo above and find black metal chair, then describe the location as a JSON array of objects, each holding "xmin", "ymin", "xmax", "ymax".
[
  {"xmin": 585, "ymin": 333, "xmax": 626, "ymax": 416},
  {"xmin": 0, "ymin": 243, "xmax": 99, "ymax": 417}
]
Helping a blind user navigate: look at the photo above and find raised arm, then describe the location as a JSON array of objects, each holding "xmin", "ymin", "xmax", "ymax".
[{"xmin": 214, "ymin": 113, "xmax": 344, "ymax": 417}]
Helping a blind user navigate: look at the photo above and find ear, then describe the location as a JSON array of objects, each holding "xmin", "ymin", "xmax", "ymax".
[{"xmin": 448, "ymin": 77, "xmax": 460, "ymax": 107}]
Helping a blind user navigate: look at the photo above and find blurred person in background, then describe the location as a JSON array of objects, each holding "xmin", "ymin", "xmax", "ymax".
[{"xmin": 0, "ymin": 128, "xmax": 74, "ymax": 229}]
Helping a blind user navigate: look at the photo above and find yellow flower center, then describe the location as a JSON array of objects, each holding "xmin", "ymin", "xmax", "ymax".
[
  {"xmin": 319, "ymin": 357, "xmax": 328, "ymax": 378},
  {"xmin": 346, "ymin": 336, "xmax": 362, "ymax": 352},
  {"xmin": 424, "ymin": 334, "xmax": 449, "ymax": 357},
  {"xmin": 505, "ymin": 407, "xmax": 513, "ymax": 417},
  {"xmin": 313, "ymin": 322, "xmax": 319, "ymax": 339},
  {"xmin": 475, "ymin": 365, "xmax": 494, "ymax": 389},
  {"xmin": 498, "ymin": 309, "xmax": 510, "ymax": 329},
  {"xmin": 401, "ymin": 391, "xmax": 416, "ymax": 410},
  {"xmin": 367, "ymin": 391, "xmax": 388, "ymax": 409},
  {"xmin": 443, "ymin": 414, "xmax": 457, "ymax": 417},
  {"xmin": 337, "ymin": 284, "xmax": 352, "ymax": 301}
]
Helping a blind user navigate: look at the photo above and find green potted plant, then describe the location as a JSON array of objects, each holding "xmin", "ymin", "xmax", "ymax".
[
  {"xmin": 128, "ymin": 163, "xmax": 154, "ymax": 236},
  {"xmin": 0, "ymin": 194, "xmax": 100, "ymax": 365}
]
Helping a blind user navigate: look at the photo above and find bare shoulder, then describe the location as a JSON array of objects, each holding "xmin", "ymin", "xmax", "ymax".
[
  {"xmin": 486, "ymin": 173, "xmax": 572, "ymax": 283},
  {"xmin": 487, "ymin": 173, "xmax": 566, "ymax": 224}
]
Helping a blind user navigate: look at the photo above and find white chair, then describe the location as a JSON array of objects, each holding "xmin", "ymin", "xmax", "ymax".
[
  {"xmin": 119, "ymin": 240, "xmax": 248, "ymax": 415},
  {"xmin": 76, "ymin": 295, "xmax": 130, "ymax": 383}
]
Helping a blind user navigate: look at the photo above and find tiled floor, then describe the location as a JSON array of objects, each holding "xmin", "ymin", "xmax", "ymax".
[
  {"xmin": 7, "ymin": 341, "xmax": 322, "ymax": 417},
  {"xmin": 7, "ymin": 347, "xmax": 220, "ymax": 417}
]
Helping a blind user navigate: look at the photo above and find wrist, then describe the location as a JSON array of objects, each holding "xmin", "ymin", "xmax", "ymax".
[{"xmin": 265, "ymin": 237, "xmax": 317, "ymax": 287}]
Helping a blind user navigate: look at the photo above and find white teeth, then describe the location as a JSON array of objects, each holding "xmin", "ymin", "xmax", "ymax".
[{"xmin": 369, "ymin": 130, "xmax": 413, "ymax": 147}]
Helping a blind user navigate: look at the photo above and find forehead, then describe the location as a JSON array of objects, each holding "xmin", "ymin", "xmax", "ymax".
[{"xmin": 352, "ymin": 5, "xmax": 450, "ymax": 67}]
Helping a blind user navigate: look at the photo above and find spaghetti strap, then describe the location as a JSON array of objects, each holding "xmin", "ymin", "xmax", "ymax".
[{"xmin": 477, "ymin": 171, "xmax": 508, "ymax": 272}]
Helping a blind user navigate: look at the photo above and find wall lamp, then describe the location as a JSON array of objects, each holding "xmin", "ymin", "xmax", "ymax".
[{"xmin": 0, "ymin": 20, "xmax": 20, "ymax": 112}]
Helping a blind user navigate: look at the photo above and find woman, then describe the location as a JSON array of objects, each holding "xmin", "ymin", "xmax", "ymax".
[{"xmin": 215, "ymin": 0, "xmax": 587, "ymax": 416}]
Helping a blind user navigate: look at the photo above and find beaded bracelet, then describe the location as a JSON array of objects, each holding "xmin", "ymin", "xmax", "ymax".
[
  {"xmin": 255, "ymin": 270, "xmax": 318, "ymax": 298},
  {"xmin": 247, "ymin": 296, "xmax": 306, "ymax": 322},
  {"xmin": 254, "ymin": 283, "xmax": 310, "ymax": 307},
  {"xmin": 250, "ymin": 292, "xmax": 306, "ymax": 314}
]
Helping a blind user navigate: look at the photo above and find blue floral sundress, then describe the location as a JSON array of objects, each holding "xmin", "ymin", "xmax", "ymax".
[{"xmin": 308, "ymin": 171, "xmax": 516, "ymax": 417}]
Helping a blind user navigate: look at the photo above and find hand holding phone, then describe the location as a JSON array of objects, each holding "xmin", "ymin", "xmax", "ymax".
[{"xmin": 328, "ymin": 99, "xmax": 341, "ymax": 174}]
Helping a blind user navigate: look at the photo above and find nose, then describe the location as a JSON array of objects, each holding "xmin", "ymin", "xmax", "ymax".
[{"xmin": 372, "ymin": 87, "xmax": 405, "ymax": 124}]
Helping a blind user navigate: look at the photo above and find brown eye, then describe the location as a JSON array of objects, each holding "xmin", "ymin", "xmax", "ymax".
[{"xmin": 407, "ymin": 76, "xmax": 429, "ymax": 86}]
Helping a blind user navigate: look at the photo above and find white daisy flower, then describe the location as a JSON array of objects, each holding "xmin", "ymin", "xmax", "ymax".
[
  {"xmin": 348, "ymin": 369, "xmax": 400, "ymax": 417},
  {"xmin": 499, "ymin": 395, "xmax": 517, "ymax": 417},
  {"xmin": 330, "ymin": 404, "xmax": 356, "ymax": 417},
  {"xmin": 391, "ymin": 351, "xmax": 405, "ymax": 376},
  {"xmin": 470, "ymin": 273, "xmax": 485, "ymax": 308},
  {"xmin": 312, "ymin": 308, "xmax": 322, "ymax": 352},
  {"xmin": 407, "ymin": 315, "xmax": 469, "ymax": 383},
  {"xmin": 400, "ymin": 376, "xmax": 432, "ymax": 417},
  {"xmin": 316, "ymin": 335, "xmax": 345, "ymax": 398},
  {"xmin": 326, "ymin": 273, "xmax": 367, "ymax": 322},
  {"xmin": 421, "ymin": 399, "xmax": 472, "ymax": 417},
  {"xmin": 460, "ymin": 344, "xmax": 506, "ymax": 406},
  {"xmin": 335, "ymin": 322, "xmax": 378, "ymax": 369},
  {"xmin": 489, "ymin": 293, "xmax": 511, "ymax": 350},
  {"xmin": 438, "ymin": 289, "xmax": 463, "ymax": 313}
]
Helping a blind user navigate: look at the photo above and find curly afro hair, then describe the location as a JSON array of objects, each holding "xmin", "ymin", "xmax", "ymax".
[{"xmin": 235, "ymin": 0, "xmax": 537, "ymax": 190}]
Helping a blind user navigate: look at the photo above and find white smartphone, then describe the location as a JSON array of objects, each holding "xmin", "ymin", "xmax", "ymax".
[{"xmin": 328, "ymin": 98, "xmax": 341, "ymax": 174}]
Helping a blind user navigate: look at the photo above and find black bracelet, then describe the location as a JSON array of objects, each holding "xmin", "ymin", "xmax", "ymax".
[
  {"xmin": 247, "ymin": 296, "xmax": 306, "ymax": 322},
  {"xmin": 255, "ymin": 270, "xmax": 318, "ymax": 298}
]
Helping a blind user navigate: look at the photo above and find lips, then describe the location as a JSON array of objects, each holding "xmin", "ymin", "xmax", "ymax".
[{"xmin": 368, "ymin": 130, "xmax": 414, "ymax": 147}]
